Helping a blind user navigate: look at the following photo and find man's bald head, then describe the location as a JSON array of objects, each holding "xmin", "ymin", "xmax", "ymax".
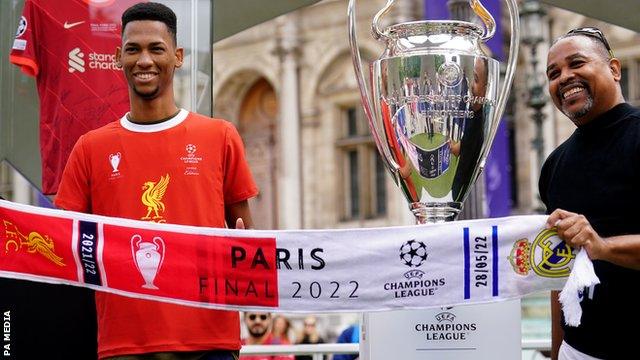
[{"xmin": 552, "ymin": 33, "xmax": 611, "ymax": 61}]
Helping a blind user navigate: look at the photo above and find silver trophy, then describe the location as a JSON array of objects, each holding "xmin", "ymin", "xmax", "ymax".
[
  {"xmin": 131, "ymin": 234, "xmax": 165, "ymax": 290},
  {"xmin": 349, "ymin": 0, "xmax": 519, "ymax": 223}
]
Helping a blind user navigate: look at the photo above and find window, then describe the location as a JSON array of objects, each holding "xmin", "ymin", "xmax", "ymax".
[
  {"xmin": 621, "ymin": 65, "xmax": 629, "ymax": 100},
  {"xmin": 621, "ymin": 58, "xmax": 640, "ymax": 106},
  {"xmin": 336, "ymin": 105, "xmax": 387, "ymax": 221}
]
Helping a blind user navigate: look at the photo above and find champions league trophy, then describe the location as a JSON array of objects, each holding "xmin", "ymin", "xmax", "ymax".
[
  {"xmin": 348, "ymin": 0, "xmax": 519, "ymax": 223},
  {"xmin": 131, "ymin": 234, "xmax": 165, "ymax": 290},
  {"xmin": 349, "ymin": 1, "xmax": 521, "ymax": 358}
]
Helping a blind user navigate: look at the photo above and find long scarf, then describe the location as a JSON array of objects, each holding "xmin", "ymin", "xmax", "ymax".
[{"xmin": 0, "ymin": 199, "xmax": 593, "ymax": 324}]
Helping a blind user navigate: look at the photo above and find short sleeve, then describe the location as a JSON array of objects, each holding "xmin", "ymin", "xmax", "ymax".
[
  {"xmin": 222, "ymin": 122, "xmax": 259, "ymax": 204},
  {"xmin": 54, "ymin": 135, "xmax": 92, "ymax": 212},
  {"xmin": 9, "ymin": 0, "xmax": 39, "ymax": 77}
]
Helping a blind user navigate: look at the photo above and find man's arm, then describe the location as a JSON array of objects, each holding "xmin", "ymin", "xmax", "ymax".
[
  {"xmin": 550, "ymin": 290, "xmax": 563, "ymax": 360},
  {"xmin": 547, "ymin": 209, "xmax": 640, "ymax": 270},
  {"xmin": 225, "ymin": 200, "xmax": 254, "ymax": 229}
]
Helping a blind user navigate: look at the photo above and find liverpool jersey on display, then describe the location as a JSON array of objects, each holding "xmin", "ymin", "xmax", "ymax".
[{"xmin": 10, "ymin": 0, "xmax": 140, "ymax": 194}]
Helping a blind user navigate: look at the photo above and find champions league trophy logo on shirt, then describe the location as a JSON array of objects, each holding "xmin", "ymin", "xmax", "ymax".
[
  {"xmin": 348, "ymin": 0, "xmax": 519, "ymax": 223},
  {"xmin": 109, "ymin": 152, "xmax": 121, "ymax": 172},
  {"xmin": 131, "ymin": 234, "xmax": 165, "ymax": 289}
]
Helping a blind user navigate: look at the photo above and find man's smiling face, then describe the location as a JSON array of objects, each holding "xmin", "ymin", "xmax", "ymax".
[
  {"xmin": 116, "ymin": 20, "xmax": 183, "ymax": 101},
  {"xmin": 546, "ymin": 36, "xmax": 621, "ymax": 125}
]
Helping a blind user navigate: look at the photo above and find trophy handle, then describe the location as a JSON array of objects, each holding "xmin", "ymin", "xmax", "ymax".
[
  {"xmin": 152, "ymin": 236, "xmax": 165, "ymax": 273},
  {"xmin": 348, "ymin": 0, "xmax": 400, "ymax": 173},
  {"xmin": 131, "ymin": 234, "xmax": 142, "ymax": 273},
  {"xmin": 371, "ymin": 0, "xmax": 394, "ymax": 40},
  {"xmin": 469, "ymin": 0, "xmax": 496, "ymax": 40},
  {"xmin": 480, "ymin": 0, "xmax": 519, "ymax": 172}
]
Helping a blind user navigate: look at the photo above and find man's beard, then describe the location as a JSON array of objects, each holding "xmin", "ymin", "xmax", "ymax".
[
  {"xmin": 249, "ymin": 325, "xmax": 268, "ymax": 338},
  {"xmin": 562, "ymin": 92, "xmax": 594, "ymax": 123}
]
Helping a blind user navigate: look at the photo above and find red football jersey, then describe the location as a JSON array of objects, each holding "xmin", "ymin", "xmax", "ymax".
[
  {"xmin": 55, "ymin": 110, "xmax": 259, "ymax": 358},
  {"xmin": 10, "ymin": 0, "xmax": 139, "ymax": 194}
]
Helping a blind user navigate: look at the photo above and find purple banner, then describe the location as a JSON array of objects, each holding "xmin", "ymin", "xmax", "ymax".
[{"xmin": 425, "ymin": 0, "xmax": 512, "ymax": 217}]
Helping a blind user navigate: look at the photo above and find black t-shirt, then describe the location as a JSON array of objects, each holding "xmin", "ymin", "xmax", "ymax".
[{"xmin": 539, "ymin": 103, "xmax": 640, "ymax": 359}]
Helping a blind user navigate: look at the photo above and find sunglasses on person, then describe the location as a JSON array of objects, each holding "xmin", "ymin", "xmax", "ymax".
[
  {"xmin": 247, "ymin": 314, "xmax": 269, "ymax": 321},
  {"xmin": 566, "ymin": 27, "xmax": 614, "ymax": 58}
]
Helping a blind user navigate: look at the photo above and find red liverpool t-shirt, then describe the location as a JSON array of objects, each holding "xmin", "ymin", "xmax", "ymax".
[
  {"xmin": 10, "ymin": 0, "xmax": 139, "ymax": 194},
  {"xmin": 55, "ymin": 110, "xmax": 259, "ymax": 358}
]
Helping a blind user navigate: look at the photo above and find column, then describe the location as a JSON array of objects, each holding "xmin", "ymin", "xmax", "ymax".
[{"xmin": 275, "ymin": 15, "xmax": 302, "ymax": 229}]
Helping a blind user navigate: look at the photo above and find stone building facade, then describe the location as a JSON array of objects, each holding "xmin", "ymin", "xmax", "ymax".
[{"xmin": 212, "ymin": 0, "xmax": 420, "ymax": 231}]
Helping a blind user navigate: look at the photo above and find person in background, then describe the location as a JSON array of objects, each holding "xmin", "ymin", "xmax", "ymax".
[
  {"xmin": 272, "ymin": 315, "xmax": 294, "ymax": 344},
  {"xmin": 295, "ymin": 316, "xmax": 326, "ymax": 360},
  {"xmin": 333, "ymin": 324, "xmax": 359, "ymax": 360},
  {"xmin": 240, "ymin": 312, "xmax": 294, "ymax": 360}
]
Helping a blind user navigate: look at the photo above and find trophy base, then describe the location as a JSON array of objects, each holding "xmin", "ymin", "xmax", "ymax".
[{"xmin": 410, "ymin": 202, "xmax": 461, "ymax": 224}]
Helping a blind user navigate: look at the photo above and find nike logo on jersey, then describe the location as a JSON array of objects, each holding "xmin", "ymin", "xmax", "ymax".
[{"xmin": 63, "ymin": 21, "xmax": 85, "ymax": 29}]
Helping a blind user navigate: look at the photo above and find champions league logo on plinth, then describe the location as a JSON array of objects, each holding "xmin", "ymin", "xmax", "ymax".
[
  {"xmin": 414, "ymin": 310, "xmax": 478, "ymax": 341},
  {"xmin": 383, "ymin": 240, "xmax": 445, "ymax": 299}
]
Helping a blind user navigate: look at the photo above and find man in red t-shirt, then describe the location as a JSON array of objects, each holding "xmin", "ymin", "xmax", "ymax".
[
  {"xmin": 54, "ymin": 3, "xmax": 257, "ymax": 359},
  {"xmin": 241, "ymin": 312, "xmax": 294, "ymax": 360}
]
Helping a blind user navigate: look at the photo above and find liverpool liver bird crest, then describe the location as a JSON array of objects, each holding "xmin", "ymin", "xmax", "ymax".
[
  {"xmin": 141, "ymin": 174, "xmax": 170, "ymax": 221},
  {"xmin": 3, "ymin": 220, "xmax": 66, "ymax": 266}
]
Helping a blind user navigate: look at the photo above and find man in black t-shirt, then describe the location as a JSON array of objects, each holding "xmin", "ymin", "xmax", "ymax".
[{"xmin": 540, "ymin": 28, "xmax": 640, "ymax": 360}]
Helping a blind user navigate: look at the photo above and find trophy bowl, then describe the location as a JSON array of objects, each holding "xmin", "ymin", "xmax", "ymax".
[{"xmin": 349, "ymin": 0, "xmax": 519, "ymax": 223}]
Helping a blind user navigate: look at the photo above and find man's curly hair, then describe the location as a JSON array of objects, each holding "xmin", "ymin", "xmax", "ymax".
[{"xmin": 122, "ymin": 2, "xmax": 177, "ymax": 45}]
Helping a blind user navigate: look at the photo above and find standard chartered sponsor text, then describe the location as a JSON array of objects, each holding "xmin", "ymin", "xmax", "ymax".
[{"xmin": 88, "ymin": 52, "xmax": 120, "ymax": 70}]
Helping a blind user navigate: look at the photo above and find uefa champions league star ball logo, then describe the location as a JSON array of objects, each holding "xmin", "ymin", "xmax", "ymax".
[
  {"xmin": 399, "ymin": 239, "xmax": 428, "ymax": 268},
  {"xmin": 186, "ymin": 144, "xmax": 197, "ymax": 156},
  {"xmin": 385, "ymin": 240, "xmax": 442, "ymax": 298}
]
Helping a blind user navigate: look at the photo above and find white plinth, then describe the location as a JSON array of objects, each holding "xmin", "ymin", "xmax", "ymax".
[{"xmin": 361, "ymin": 300, "xmax": 521, "ymax": 359}]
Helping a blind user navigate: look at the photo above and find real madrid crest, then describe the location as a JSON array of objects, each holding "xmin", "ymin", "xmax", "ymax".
[{"xmin": 508, "ymin": 228, "xmax": 575, "ymax": 278}]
